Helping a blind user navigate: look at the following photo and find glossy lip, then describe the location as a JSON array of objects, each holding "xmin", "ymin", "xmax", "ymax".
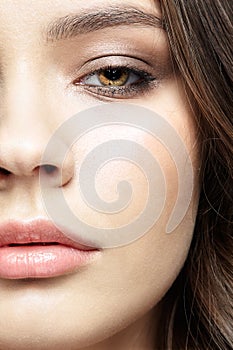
[
  {"xmin": 0, "ymin": 219, "xmax": 101, "ymax": 279},
  {"xmin": 0, "ymin": 219, "xmax": 96, "ymax": 250}
]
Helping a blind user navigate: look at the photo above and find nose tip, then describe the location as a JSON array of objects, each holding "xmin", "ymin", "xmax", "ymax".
[{"xmin": 0, "ymin": 138, "xmax": 75, "ymax": 187}]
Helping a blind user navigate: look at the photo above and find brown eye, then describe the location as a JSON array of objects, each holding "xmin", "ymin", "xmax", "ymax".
[{"xmin": 98, "ymin": 68, "xmax": 129, "ymax": 86}]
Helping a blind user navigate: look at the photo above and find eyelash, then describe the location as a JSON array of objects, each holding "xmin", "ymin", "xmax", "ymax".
[{"xmin": 72, "ymin": 64, "xmax": 158, "ymax": 99}]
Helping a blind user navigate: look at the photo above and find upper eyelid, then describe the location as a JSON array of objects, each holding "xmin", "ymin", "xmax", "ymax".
[{"xmin": 83, "ymin": 53, "xmax": 151, "ymax": 66}]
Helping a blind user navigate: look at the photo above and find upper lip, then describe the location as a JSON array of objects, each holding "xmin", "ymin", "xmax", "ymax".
[{"xmin": 0, "ymin": 219, "xmax": 97, "ymax": 251}]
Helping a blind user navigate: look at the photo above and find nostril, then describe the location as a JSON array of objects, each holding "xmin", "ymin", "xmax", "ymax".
[
  {"xmin": 0, "ymin": 167, "xmax": 11, "ymax": 176},
  {"xmin": 41, "ymin": 164, "xmax": 59, "ymax": 175}
]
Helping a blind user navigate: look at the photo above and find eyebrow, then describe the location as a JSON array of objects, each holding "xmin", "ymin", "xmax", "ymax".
[{"xmin": 45, "ymin": 7, "xmax": 163, "ymax": 42}]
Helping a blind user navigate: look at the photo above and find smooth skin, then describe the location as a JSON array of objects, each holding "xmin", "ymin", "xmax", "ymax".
[{"xmin": 0, "ymin": 1, "xmax": 199, "ymax": 349}]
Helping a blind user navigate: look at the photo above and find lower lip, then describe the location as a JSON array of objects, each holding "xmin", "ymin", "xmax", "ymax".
[{"xmin": 0, "ymin": 245, "xmax": 100, "ymax": 279}]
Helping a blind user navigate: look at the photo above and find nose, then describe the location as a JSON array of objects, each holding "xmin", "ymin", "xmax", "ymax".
[
  {"xmin": 0, "ymin": 82, "xmax": 74, "ymax": 188},
  {"xmin": 0, "ymin": 130, "xmax": 74, "ymax": 187}
]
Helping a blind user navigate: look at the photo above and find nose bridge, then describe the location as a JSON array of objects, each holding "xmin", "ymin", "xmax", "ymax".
[{"xmin": 3, "ymin": 58, "xmax": 44, "ymax": 124}]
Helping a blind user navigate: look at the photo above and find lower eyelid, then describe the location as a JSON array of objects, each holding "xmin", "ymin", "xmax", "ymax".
[{"xmin": 76, "ymin": 79, "xmax": 159, "ymax": 100}]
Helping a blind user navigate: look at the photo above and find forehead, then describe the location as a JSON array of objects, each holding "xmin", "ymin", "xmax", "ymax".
[
  {"xmin": 0, "ymin": 0, "xmax": 161, "ymax": 55},
  {"xmin": 0, "ymin": 0, "xmax": 161, "ymax": 54},
  {"xmin": 0, "ymin": 0, "xmax": 160, "ymax": 27}
]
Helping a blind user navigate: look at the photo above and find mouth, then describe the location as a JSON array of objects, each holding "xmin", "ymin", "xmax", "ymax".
[{"xmin": 0, "ymin": 219, "xmax": 101, "ymax": 279}]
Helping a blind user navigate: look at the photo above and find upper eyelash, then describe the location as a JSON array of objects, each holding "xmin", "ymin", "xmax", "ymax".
[{"xmin": 73, "ymin": 64, "xmax": 158, "ymax": 99}]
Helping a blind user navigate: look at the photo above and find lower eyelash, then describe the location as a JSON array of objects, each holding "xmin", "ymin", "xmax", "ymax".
[{"xmin": 84, "ymin": 79, "xmax": 158, "ymax": 99}]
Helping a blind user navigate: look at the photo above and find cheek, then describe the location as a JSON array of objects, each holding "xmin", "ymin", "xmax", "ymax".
[
  {"xmin": 63, "ymin": 125, "xmax": 174, "ymax": 233},
  {"xmin": 63, "ymin": 98, "xmax": 199, "ymax": 243}
]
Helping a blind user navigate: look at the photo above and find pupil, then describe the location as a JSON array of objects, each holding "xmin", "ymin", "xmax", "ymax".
[{"xmin": 104, "ymin": 69, "xmax": 123, "ymax": 81}]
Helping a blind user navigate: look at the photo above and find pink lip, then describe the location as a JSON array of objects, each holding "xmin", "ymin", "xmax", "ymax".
[{"xmin": 0, "ymin": 220, "xmax": 101, "ymax": 279}]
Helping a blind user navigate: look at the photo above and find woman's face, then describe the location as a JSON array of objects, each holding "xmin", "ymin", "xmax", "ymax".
[{"xmin": 0, "ymin": 0, "xmax": 200, "ymax": 349}]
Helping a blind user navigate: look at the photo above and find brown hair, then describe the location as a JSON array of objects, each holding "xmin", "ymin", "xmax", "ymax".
[{"xmin": 157, "ymin": 1, "xmax": 233, "ymax": 349}]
